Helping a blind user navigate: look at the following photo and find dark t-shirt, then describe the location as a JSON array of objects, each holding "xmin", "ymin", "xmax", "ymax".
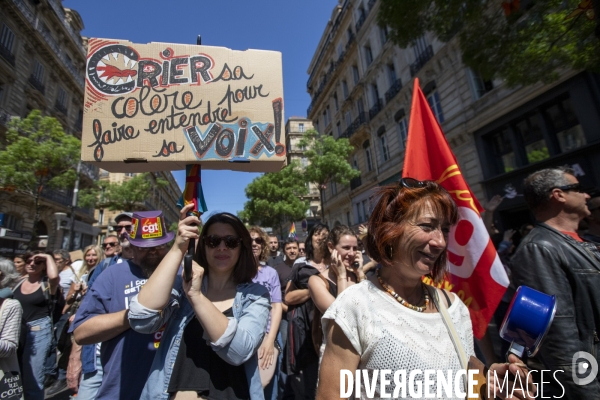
[
  {"xmin": 13, "ymin": 285, "xmax": 48, "ymax": 323},
  {"xmin": 71, "ymin": 261, "xmax": 159, "ymax": 400},
  {"xmin": 273, "ymin": 261, "xmax": 293, "ymax": 296},
  {"xmin": 168, "ymin": 307, "xmax": 249, "ymax": 400}
]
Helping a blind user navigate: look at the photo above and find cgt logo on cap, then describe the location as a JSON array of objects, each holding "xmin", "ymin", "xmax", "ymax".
[{"xmin": 142, "ymin": 217, "xmax": 163, "ymax": 238}]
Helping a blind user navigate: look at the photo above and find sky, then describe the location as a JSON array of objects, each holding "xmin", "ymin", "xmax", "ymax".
[{"xmin": 65, "ymin": 0, "xmax": 338, "ymax": 216}]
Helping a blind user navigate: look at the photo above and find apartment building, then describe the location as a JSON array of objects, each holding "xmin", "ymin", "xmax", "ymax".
[
  {"xmin": 307, "ymin": 0, "xmax": 600, "ymax": 230},
  {"xmin": 285, "ymin": 117, "xmax": 321, "ymax": 238},
  {"xmin": 0, "ymin": 0, "xmax": 99, "ymax": 254}
]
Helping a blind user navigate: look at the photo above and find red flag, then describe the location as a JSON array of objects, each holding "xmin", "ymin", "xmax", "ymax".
[{"xmin": 403, "ymin": 78, "xmax": 509, "ymax": 339}]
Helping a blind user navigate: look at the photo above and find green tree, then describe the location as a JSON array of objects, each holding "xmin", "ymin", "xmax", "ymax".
[
  {"xmin": 239, "ymin": 161, "xmax": 309, "ymax": 236},
  {"xmin": 378, "ymin": 0, "xmax": 600, "ymax": 86},
  {"xmin": 298, "ymin": 129, "xmax": 360, "ymax": 224},
  {"xmin": 0, "ymin": 110, "xmax": 81, "ymax": 240},
  {"xmin": 79, "ymin": 173, "xmax": 168, "ymax": 211}
]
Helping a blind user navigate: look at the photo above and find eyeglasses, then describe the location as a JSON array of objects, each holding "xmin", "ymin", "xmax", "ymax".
[
  {"xmin": 251, "ymin": 237, "xmax": 264, "ymax": 245},
  {"xmin": 298, "ymin": 248, "xmax": 306, "ymax": 253},
  {"xmin": 551, "ymin": 183, "xmax": 584, "ymax": 193},
  {"xmin": 205, "ymin": 235, "xmax": 242, "ymax": 249},
  {"xmin": 400, "ymin": 177, "xmax": 426, "ymax": 189},
  {"xmin": 102, "ymin": 242, "xmax": 118, "ymax": 249},
  {"xmin": 112, "ymin": 225, "xmax": 133, "ymax": 232}
]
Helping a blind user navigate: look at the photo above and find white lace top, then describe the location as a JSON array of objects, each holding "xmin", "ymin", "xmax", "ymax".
[{"xmin": 322, "ymin": 280, "xmax": 474, "ymax": 400}]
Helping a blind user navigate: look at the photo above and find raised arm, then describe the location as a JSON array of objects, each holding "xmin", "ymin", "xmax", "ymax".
[{"xmin": 137, "ymin": 203, "xmax": 200, "ymax": 310}]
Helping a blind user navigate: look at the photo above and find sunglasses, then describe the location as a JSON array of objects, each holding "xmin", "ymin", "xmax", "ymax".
[
  {"xmin": 298, "ymin": 248, "xmax": 306, "ymax": 253},
  {"xmin": 251, "ymin": 237, "xmax": 264, "ymax": 245},
  {"xmin": 26, "ymin": 259, "xmax": 45, "ymax": 265},
  {"xmin": 112, "ymin": 225, "xmax": 133, "ymax": 232},
  {"xmin": 551, "ymin": 183, "xmax": 584, "ymax": 193},
  {"xmin": 400, "ymin": 177, "xmax": 426, "ymax": 189},
  {"xmin": 205, "ymin": 235, "xmax": 242, "ymax": 249},
  {"xmin": 102, "ymin": 242, "xmax": 118, "ymax": 249}
]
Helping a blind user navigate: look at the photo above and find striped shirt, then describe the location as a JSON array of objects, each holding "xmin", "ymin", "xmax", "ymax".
[{"xmin": 0, "ymin": 299, "xmax": 23, "ymax": 358}]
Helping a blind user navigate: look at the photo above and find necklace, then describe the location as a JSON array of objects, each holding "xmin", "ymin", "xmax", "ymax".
[{"xmin": 376, "ymin": 269, "xmax": 429, "ymax": 312}]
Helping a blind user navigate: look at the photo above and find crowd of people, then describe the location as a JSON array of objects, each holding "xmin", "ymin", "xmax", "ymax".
[{"xmin": 0, "ymin": 165, "xmax": 598, "ymax": 399}]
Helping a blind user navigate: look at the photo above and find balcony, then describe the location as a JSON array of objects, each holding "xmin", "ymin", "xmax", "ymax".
[
  {"xmin": 369, "ymin": 99, "xmax": 384, "ymax": 119},
  {"xmin": 355, "ymin": 13, "xmax": 367, "ymax": 33},
  {"xmin": 28, "ymin": 75, "xmax": 45, "ymax": 94},
  {"xmin": 350, "ymin": 176, "xmax": 362, "ymax": 190},
  {"xmin": 47, "ymin": 0, "xmax": 85, "ymax": 56},
  {"xmin": 0, "ymin": 44, "xmax": 15, "ymax": 66},
  {"xmin": 385, "ymin": 79, "xmax": 402, "ymax": 103},
  {"xmin": 341, "ymin": 112, "xmax": 369, "ymax": 138},
  {"xmin": 410, "ymin": 45, "xmax": 434, "ymax": 77}
]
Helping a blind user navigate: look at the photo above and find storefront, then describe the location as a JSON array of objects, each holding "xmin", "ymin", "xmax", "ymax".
[{"xmin": 475, "ymin": 72, "xmax": 600, "ymax": 231}]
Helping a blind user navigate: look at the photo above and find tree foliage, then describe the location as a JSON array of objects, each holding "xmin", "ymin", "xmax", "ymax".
[
  {"xmin": 0, "ymin": 110, "xmax": 81, "ymax": 238},
  {"xmin": 79, "ymin": 173, "xmax": 168, "ymax": 211},
  {"xmin": 378, "ymin": 0, "xmax": 600, "ymax": 86},
  {"xmin": 298, "ymin": 129, "xmax": 360, "ymax": 221},
  {"xmin": 239, "ymin": 162, "xmax": 309, "ymax": 236}
]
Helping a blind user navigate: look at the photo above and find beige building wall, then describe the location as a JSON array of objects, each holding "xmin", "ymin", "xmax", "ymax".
[{"xmin": 307, "ymin": 0, "xmax": 583, "ymax": 228}]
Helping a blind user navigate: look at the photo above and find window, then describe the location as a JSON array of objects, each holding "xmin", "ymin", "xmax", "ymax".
[
  {"xmin": 299, "ymin": 123, "xmax": 305, "ymax": 133},
  {"xmin": 514, "ymin": 114, "xmax": 549, "ymax": 164},
  {"xmin": 353, "ymin": 155, "xmax": 359, "ymax": 170},
  {"xmin": 379, "ymin": 26, "xmax": 389, "ymax": 45},
  {"xmin": 32, "ymin": 60, "xmax": 45, "ymax": 83},
  {"xmin": 363, "ymin": 140, "xmax": 373, "ymax": 172},
  {"xmin": 467, "ymin": 69, "xmax": 494, "ymax": 100},
  {"xmin": 345, "ymin": 111, "xmax": 352, "ymax": 128},
  {"xmin": 488, "ymin": 128, "xmax": 517, "ymax": 173},
  {"xmin": 334, "ymin": 93, "xmax": 339, "ymax": 111},
  {"xmin": 336, "ymin": 122, "xmax": 342, "ymax": 138},
  {"xmin": 352, "ymin": 65, "xmax": 360, "ymax": 85},
  {"xmin": 357, "ymin": 97, "xmax": 365, "ymax": 114},
  {"xmin": 427, "ymin": 91, "xmax": 444, "ymax": 123},
  {"xmin": 337, "ymin": 43, "xmax": 343, "ymax": 58},
  {"xmin": 326, "ymin": 106, "xmax": 331, "ymax": 126},
  {"xmin": 379, "ymin": 134, "xmax": 389, "ymax": 162},
  {"xmin": 0, "ymin": 24, "xmax": 15, "ymax": 54},
  {"xmin": 346, "ymin": 211, "xmax": 351, "ymax": 226},
  {"xmin": 356, "ymin": 203, "xmax": 364, "ymax": 223},
  {"xmin": 543, "ymin": 97, "xmax": 586, "ymax": 153},
  {"xmin": 301, "ymin": 157, "xmax": 308, "ymax": 168},
  {"xmin": 371, "ymin": 84, "xmax": 380, "ymax": 106},
  {"xmin": 387, "ymin": 63, "xmax": 397, "ymax": 85},
  {"xmin": 413, "ymin": 35, "xmax": 429, "ymax": 60},
  {"xmin": 342, "ymin": 80, "xmax": 349, "ymax": 99},
  {"xmin": 56, "ymin": 87, "xmax": 68, "ymax": 108},
  {"xmin": 332, "ymin": 180, "xmax": 337, "ymax": 195},
  {"xmin": 362, "ymin": 200, "xmax": 369, "ymax": 219},
  {"xmin": 2, "ymin": 214, "xmax": 21, "ymax": 230},
  {"xmin": 364, "ymin": 44, "xmax": 373, "ymax": 67},
  {"xmin": 396, "ymin": 117, "xmax": 408, "ymax": 151}
]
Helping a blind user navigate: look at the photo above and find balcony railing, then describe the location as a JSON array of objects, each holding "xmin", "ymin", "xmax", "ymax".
[
  {"xmin": 350, "ymin": 176, "xmax": 362, "ymax": 190},
  {"xmin": 341, "ymin": 112, "xmax": 369, "ymax": 138},
  {"xmin": 410, "ymin": 45, "xmax": 434, "ymax": 77},
  {"xmin": 355, "ymin": 13, "xmax": 367, "ymax": 33},
  {"xmin": 47, "ymin": 0, "xmax": 85, "ymax": 56},
  {"xmin": 0, "ymin": 44, "xmax": 15, "ymax": 66},
  {"xmin": 28, "ymin": 75, "xmax": 45, "ymax": 94},
  {"xmin": 369, "ymin": 99, "xmax": 384, "ymax": 119},
  {"xmin": 385, "ymin": 79, "xmax": 402, "ymax": 103}
]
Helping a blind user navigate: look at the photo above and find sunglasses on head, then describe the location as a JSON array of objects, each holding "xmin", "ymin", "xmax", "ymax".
[
  {"xmin": 251, "ymin": 237, "xmax": 264, "ymax": 245},
  {"xmin": 102, "ymin": 242, "xmax": 118, "ymax": 248},
  {"xmin": 112, "ymin": 225, "xmax": 133, "ymax": 232},
  {"xmin": 551, "ymin": 183, "xmax": 584, "ymax": 193},
  {"xmin": 205, "ymin": 235, "xmax": 242, "ymax": 249},
  {"xmin": 400, "ymin": 177, "xmax": 426, "ymax": 189}
]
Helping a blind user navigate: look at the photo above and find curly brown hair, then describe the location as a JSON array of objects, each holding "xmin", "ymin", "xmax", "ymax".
[{"xmin": 247, "ymin": 226, "xmax": 270, "ymax": 262}]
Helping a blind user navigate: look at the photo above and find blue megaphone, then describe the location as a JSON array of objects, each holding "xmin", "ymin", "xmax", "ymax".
[{"xmin": 499, "ymin": 285, "xmax": 557, "ymax": 358}]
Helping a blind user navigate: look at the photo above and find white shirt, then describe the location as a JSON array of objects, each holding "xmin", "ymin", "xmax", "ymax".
[{"xmin": 322, "ymin": 281, "xmax": 475, "ymax": 400}]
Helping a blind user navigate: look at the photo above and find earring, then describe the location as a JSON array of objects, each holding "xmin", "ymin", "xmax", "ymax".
[{"xmin": 387, "ymin": 246, "xmax": 393, "ymax": 259}]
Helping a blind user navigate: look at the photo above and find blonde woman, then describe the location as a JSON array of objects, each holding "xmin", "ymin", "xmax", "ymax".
[{"xmin": 64, "ymin": 245, "xmax": 103, "ymax": 314}]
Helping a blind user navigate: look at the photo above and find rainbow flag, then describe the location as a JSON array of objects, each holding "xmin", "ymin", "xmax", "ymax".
[
  {"xmin": 288, "ymin": 222, "xmax": 297, "ymax": 239},
  {"xmin": 176, "ymin": 164, "xmax": 208, "ymax": 217}
]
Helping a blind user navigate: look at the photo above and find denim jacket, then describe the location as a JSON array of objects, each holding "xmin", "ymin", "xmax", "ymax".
[{"xmin": 128, "ymin": 275, "xmax": 271, "ymax": 400}]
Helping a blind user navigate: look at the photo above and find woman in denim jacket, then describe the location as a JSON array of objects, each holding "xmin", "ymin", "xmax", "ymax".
[{"xmin": 128, "ymin": 206, "xmax": 270, "ymax": 400}]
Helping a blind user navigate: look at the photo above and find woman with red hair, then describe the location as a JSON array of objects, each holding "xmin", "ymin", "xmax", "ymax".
[{"xmin": 316, "ymin": 178, "xmax": 535, "ymax": 399}]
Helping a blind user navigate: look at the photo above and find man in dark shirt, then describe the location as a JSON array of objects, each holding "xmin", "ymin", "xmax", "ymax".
[
  {"xmin": 268, "ymin": 235, "xmax": 284, "ymax": 266},
  {"xmin": 71, "ymin": 210, "xmax": 173, "ymax": 400}
]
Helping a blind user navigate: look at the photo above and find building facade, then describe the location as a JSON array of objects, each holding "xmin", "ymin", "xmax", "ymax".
[
  {"xmin": 285, "ymin": 117, "xmax": 321, "ymax": 239},
  {"xmin": 307, "ymin": 0, "xmax": 600, "ymax": 230},
  {"xmin": 0, "ymin": 0, "xmax": 99, "ymax": 255}
]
